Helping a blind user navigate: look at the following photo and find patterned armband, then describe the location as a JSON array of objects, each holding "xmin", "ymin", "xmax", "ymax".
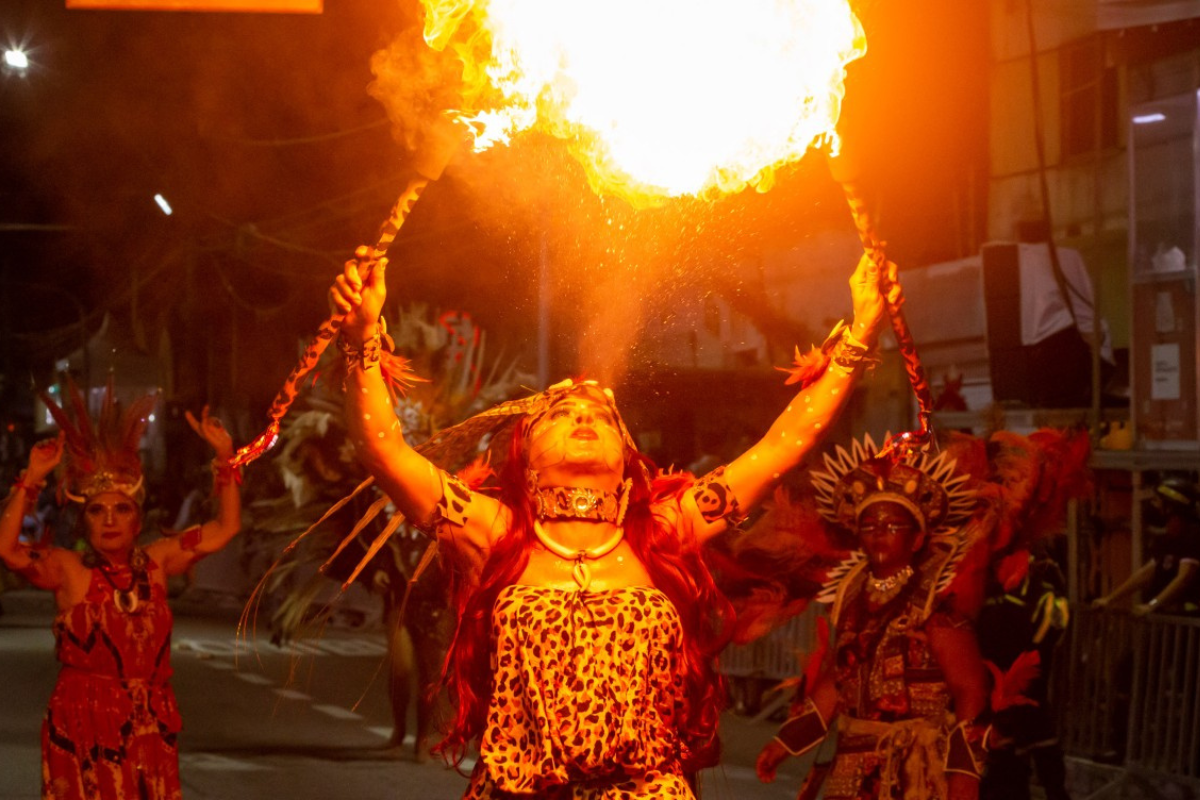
[
  {"xmin": 944, "ymin": 719, "xmax": 990, "ymax": 780},
  {"xmin": 691, "ymin": 466, "xmax": 746, "ymax": 527},
  {"xmin": 337, "ymin": 328, "xmax": 386, "ymax": 374},
  {"xmin": 411, "ymin": 469, "xmax": 473, "ymax": 535},
  {"xmin": 822, "ymin": 321, "xmax": 876, "ymax": 378},
  {"xmin": 774, "ymin": 697, "xmax": 829, "ymax": 756},
  {"xmin": 179, "ymin": 525, "xmax": 203, "ymax": 554},
  {"xmin": 211, "ymin": 458, "xmax": 242, "ymax": 493}
]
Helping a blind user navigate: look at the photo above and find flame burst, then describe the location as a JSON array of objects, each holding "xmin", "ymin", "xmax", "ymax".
[{"xmin": 421, "ymin": 0, "xmax": 867, "ymax": 207}]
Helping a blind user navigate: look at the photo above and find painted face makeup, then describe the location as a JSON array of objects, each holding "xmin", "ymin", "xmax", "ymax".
[
  {"xmin": 857, "ymin": 500, "xmax": 921, "ymax": 577},
  {"xmin": 526, "ymin": 394, "xmax": 626, "ymax": 478},
  {"xmin": 83, "ymin": 492, "xmax": 141, "ymax": 554}
]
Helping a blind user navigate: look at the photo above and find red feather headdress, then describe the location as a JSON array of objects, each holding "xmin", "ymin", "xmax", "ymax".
[{"xmin": 40, "ymin": 376, "xmax": 157, "ymax": 505}]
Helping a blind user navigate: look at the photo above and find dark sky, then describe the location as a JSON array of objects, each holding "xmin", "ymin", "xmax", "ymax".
[{"xmin": 0, "ymin": 0, "xmax": 989, "ymax": 416}]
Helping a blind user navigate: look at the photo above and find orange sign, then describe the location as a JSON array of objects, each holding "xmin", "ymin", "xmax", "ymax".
[{"xmin": 66, "ymin": 0, "xmax": 321, "ymax": 12}]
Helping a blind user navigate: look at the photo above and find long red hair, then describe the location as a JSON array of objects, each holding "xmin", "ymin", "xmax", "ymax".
[{"xmin": 433, "ymin": 418, "xmax": 733, "ymax": 770}]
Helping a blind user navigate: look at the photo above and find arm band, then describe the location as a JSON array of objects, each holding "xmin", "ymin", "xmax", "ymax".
[
  {"xmin": 944, "ymin": 719, "xmax": 989, "ymax": 779},
  {"xmin": 774, "ymin": 697, "xmax": 829, "ymax": 756}
]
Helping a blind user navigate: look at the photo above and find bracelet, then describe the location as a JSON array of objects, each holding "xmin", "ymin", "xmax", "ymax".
[
  {"xmin": 338, "ymin": 328, "xmax": 385, "ymax": 373},
  {"xmin": 13, "ymin": 472, "xmax": 46, "ymax": 494},
  {"xmin": 211, "ymin": 458, "xmax": 243, "ymax": 493},
  {"xmin": 822, "ymin": 321, "xmax": 877, "ymax": 377}
]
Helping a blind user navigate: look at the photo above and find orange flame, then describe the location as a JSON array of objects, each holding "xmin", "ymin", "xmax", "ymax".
[{"xmin": 420, "ymin": 0, "xmax": 867, "ymax": 207}]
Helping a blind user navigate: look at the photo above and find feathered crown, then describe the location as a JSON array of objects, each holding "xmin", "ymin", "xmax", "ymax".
[
  {"xmin": 811, "ymin": 434, "xmax": 976, "ymax": 535},
  {"xmin": 40, "ymin": 377, "xmax": 157, "ymax": 505}
]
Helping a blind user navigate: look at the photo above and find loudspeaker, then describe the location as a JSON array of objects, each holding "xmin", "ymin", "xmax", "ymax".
[{"xmin": 980, "ymin": 243, "xmax": 1094, "ymax": 408}]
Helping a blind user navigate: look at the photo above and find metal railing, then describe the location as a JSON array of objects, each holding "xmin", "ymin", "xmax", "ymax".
[
  {"xmin": 721, "ymin": 604, "xmax": 1200, "ymax": 786},
  {"xmin": 1055, "ymin": 607, "xmax": 1200, "ymax": 783},
  {"xmin": 719, "ymin": 607, "xmax": 818, "ymax": 682}
]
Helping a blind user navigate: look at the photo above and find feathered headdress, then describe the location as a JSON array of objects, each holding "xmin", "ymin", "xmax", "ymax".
[
  {"xmin": 811, "ymin": 433, "xmax": 976, "ymax": 535},
  {"xmin": 39, "ymin": 376, "xmax": 157, "ymax": 505},
  {"xmin": 715, "ymin": 429, "xmax": 1090, "ymax": 644}
]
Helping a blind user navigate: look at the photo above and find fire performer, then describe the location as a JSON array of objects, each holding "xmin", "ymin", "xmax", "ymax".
[
  {"xmin": 327, "ymin": 244, "xmax": 888, "ymax": 798},
  {"xmin": 0, "ymin": 383, "xmax": 242, "ymax": 800},
  {"xmin": 755, "ymin": 437, "xmax": 989, "ymax": 800}
]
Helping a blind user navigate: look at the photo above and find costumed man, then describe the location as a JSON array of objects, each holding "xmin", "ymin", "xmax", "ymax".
[
  {"xmin": 755, "ymin": 435, "xmax": 990, "ymax": 800},
  {"xmin": 1093, "ymin": 474, "xmax": 1200, "ymax": 616}
]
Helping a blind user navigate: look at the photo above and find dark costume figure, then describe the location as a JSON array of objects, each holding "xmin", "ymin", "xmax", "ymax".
[
  {"xmin": 0, "ymin": 382, "xmax": 241, "ymax": 800},
  {"xmin": 979, "ymin": 553, "xmax": 1071, "ymax": 800}
]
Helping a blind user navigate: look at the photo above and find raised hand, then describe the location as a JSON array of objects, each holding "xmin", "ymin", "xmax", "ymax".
[
  {"xmin": 185, "ymin": 406, "xmax": 234, "ymax": 460},
  {"xmin": 755, "ymin": 739, "xmax": 789, "ymax": 783},
  {"xmin": 330, "ymin": 246, "xmax": 388, "ymax": 343},
  {"xmin": 26, "ymin": 434, "xmax": 65, "ymax": 482},
  {"xmin": 848, "ymin": 252, "xmax": 891, "ymax": 345}
]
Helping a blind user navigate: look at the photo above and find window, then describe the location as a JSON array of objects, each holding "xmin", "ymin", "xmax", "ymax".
[{"xmin": 1060, "ymin": 37, "xmax": 1119, "ymax": 160}]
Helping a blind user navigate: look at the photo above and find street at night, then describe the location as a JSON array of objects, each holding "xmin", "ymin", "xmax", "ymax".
[
  {"xmin": 4, "ymin": 0, "xmax": 1200, "ymax": 798},
  {"xmin": 0, "ymin": 590, "xmax": 811, "ymax": 800}
]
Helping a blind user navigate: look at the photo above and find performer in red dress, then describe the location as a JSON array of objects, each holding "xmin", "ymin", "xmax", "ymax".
[{"xmin": 0, "ymin": 382, "xmax": 242, "ymax": 800}]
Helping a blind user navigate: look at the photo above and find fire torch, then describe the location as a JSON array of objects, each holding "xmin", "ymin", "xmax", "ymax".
[
  {"xmin": 830, "ymin": 152, "xmax": 936, "ymax": 453},
  {"xmin": 229, "ymin": 121, "xmax": 465, "ymax": 468}
]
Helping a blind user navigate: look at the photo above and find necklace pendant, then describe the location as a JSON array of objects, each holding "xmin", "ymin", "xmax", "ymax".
[
  {"xmin": 572, "ymin": 558, "xmax": 592, "ymax": 592},
  {"xmin": 114, "ymin": 588, "xmax": 140, "ymax": 614}
]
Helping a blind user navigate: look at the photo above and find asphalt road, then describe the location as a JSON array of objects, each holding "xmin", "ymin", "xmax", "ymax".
[{"xmin": 0, "ymin": 589, "xmax": 809, "ymax": 800}]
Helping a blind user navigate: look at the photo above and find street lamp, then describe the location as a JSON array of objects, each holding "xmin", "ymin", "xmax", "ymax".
[{"xmin": 3, "ymin": 49, "xmax": 29, "ymax": 73}]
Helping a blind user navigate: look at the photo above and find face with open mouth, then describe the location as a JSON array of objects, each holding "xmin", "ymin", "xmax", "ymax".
[
  {"xmin": 526, "ymin": 392, "xmax": 626, "ymax": 483},
  {"xmin": 83, "ymin": 491, "xmax": 141, "ymax": 558}
]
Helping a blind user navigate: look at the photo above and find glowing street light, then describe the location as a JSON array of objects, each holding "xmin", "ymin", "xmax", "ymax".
[
  {"xmin": 3, "ymin": 49, "xmax": 29, "ymax": 72},
  {"xmin": 153, "ymin": 193, "xmax": 173, "ymax": 215}
]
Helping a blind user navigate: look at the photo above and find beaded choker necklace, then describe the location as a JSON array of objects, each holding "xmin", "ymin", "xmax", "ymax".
[
  {"xmin": 864, "ymin": 564, "xmax": 914, "ymax": 605},
  {"xmin": 533, "ymin": 521, "xmax": 625, "ymax": 592}
]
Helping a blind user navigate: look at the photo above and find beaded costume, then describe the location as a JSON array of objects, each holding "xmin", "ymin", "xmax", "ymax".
[{"xmin": 816, "ymin": 546, "xmax": 972, "ymax": 799}]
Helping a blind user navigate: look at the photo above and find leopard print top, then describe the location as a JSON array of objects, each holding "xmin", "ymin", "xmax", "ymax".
[{"xmin": 468, "ymin": 584, "xmax": 693, "ymax": 798}]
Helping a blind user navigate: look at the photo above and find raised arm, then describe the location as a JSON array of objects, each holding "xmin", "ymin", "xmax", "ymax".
[
  {"xmin": 331, "ymin": 248, "xmax": 506, "ymax": 554},
  {"xmin": 0, "ymin": 436, "xmax": 71, "ymax": 590},
  {"xmin": 1092, "ymin": 561, "xmax": 1155, "ymax": 610},
  {"xmin": 1135, "ymin": 560, "xmax": 1199, "ymax": 616},
  {"xmin": 756, "ymin": 650, "xmax": 840, "ymax": 783},
  {"xmin": 683, "ymin": 253, "xmax": 891, "ymax": 542},
  {"xmin": 149, "ymin": 407, "xmax": 243, "ymax": 577}
]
